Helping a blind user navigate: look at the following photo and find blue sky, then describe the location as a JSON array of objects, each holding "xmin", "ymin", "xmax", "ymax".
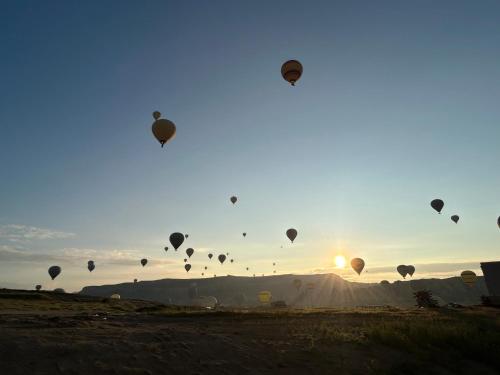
[{"xmin": 1, "ymin": 1, "xmax": 499, "ymax": 291}]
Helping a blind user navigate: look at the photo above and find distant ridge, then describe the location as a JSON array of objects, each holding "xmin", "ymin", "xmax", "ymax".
[{"xmin": 80, "ymin": 273, "xmax": 488, "ymax": 307}]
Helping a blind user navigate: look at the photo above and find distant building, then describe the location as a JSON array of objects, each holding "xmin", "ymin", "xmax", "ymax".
[{"xmin": 480, "ymin": 261, "xmax": 500, "ymax": 296}]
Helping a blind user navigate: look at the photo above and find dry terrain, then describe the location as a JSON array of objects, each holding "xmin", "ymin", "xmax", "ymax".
[{"xmin": 0, "ymin": 289, "xmax": 499, "ymax": 374}]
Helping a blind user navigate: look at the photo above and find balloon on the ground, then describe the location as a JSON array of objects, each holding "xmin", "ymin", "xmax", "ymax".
[
  {"xmin": 110, "ymin": 294, "xmax": 121, "ymax": 299},
  {"xmin": 380, "ymin": 280, "xmax": 390, "ymax": 285},
  {"xmin": 54, "ymin": 288, "xmax": 65, "ymax": 293},
  {"xmin": 151, "ymin": 111, "xmax": 176, "ymax": 147},
  {"xmin": 48, "ymin": 266, "xmax": 61, "ymax": 280},
  {"xmin": 169, "ymin": 232, "xmax": 185, "ymax": 250},
  {"xmin": 230, "ymin": 196, "xmax": 237, "ymax": 204},
  {"xmin": 185, "ymin": 264, "xmax": 191, "ymax": 272},
  {"xmin": 258, "ymin": 291, "xmax": 272, "ymax": 303},
  {"xmin": 186, "ymin": 248, "xmax": 194, "ymax": 258},
  {"xmin": 134, "ymin": 279, "xmax": 138, "ymax": 283},
  {"xmin": 461, "ymin": 270, "xmax": 477, "ymax": 286},
  {"xmin": 451, "ymin": 215, "xmax": 459, "ymax": 224},
  {"xmin": 218, "ymin": 254, "xmax": 226, "ymax": 264},
  {"xmin": 286, "ymin": 228, "xmax": 298, "ymax": 243},
  {"xmin": 141, "ymin": 258, "xmax": 147, "ymax": 267},
  {"xmin": 350, "ymin": 258, "xmax": 365, "ymax": 275},
  {"xmin": 430, "ymin": 199, "xmax": 444, "ymax": 213},
  {"xmin": 397, "ymin": 265, "xmax": 409, "ymax": 278},
  {"xmin": 281, "ymin": 60, "xmax": 303, "ymax": 86}
]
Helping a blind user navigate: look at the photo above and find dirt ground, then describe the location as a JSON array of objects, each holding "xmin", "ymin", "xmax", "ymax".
[{"xmin": 0, "ymin": 290, "xmax": 499, "ymax": 375}]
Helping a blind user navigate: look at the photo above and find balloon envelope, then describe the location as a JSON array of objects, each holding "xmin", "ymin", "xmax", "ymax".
[
  {"xmin": 281, "ymin": 60, "xmax": 303, "ymax": 86},
  {"xmin": 451, "ymin": 215, "xmax": 459, "ymax": 223},
  {"xmin": 88, "ymin": 263, "xmax": 95, "ymax": 272},
  {"xmin": 164, "ymin": 247, "xmax": 168, "ymax": 252},
  {"xmin": 407, "ymin": 265, "xmax": 415, "ymax": 276},
  {"xmin": 151, "ymin": 112, "xmax": 176, "ymax": 147},
  {"xmin": 141, "ymin": 258, "xmax": 147, "ymax": 267},
  {"xmin": 218, "ymin": 254, "xmax": 226, "ymax": 264},
  {"xmin": 497, "ymin": 216, "xmax": 500, "ymax": 229},
  {"xmin": 186, "ymin": 248, "xmax": 194, "ymax": 258},
  {"xmin": 208, "ymin": 253, "xmax": 213, "ymax": 259},
  {"xmin": 48, "ymin": 266, "xmax": 61, "ymax": 280},
  {"xmin": 258, "ymin": 291, "xmax": 272, "ymax": 303},
  {"xmin": 242, "ymin": 232, "xmax": 246, "ymax": 237},
  {"xmin": 169, "ymin": 232, "xmax": 185, "ymax": 250},
  {"xmin": 185, "ymin": 264, "xmax": 191, "ymax": 272},
  {"xmin": 350, "ymin": 258, "xmax": 365, "ymax": 275},
  {"xmin": 461, "ymin": 270, "xmax": 477, "ymax": 286},
  {"xmin": 397, "ymin": 265, "xmax": 409, "ymax": 278},
  {"xmin": 286, "ymin": 228, "xmax": 298, "ymax": 243},
  {"xmin": 110, "ymin": 294, "xmax": 121, "ymax": 299},
  {"xmin": 430, "ymin": 199, "xmax": 444, "ymax": 213},
  {"xmin": 230, "ymin": 196, "xmax": 237, "ymax": 204}
]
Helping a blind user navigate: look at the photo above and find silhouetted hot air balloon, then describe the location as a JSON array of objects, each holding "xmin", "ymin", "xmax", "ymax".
[
  {"xmin": 164, "ymin": 247, "xmax": 168, "ymax": 252},
  {"xmin": 273, "ymin": 270, "xmax": 276, "ymax": 273},
  {"xmin": 218, "ymin": 254, "xmax": 226, "ymax": 264},
  {"xmin": 185, "ymin": 234, "xmax": 189, "ymax": 239},
  {"xmin": 430, "ymin": 199, "xmax": 444, "ymax": 214},
  {"xmin": 226, "ymin": 252, "xmax": 229, "ymax": 256},
  {"xmin": 48, "ymin": 266, "xmax": 61, "ymax": 280},
  {"xmin": 169, "ymin": 232, "xmax": 185, "ymax": 250},
  {"xmin": 186, "ymin": 248, "xmax": 194, "ymax": 258},
  {"xmin": 293, "ymin": 279, "xmax": 302, "ymax": 291},
  {"xmin": 110, "ymin": 293, "xmax": 120, "ymax": 299},
  {"xmin": 201, "ymin": 273, "xmax": 204, "ymax": 276},
  {"xmin": 230, "ymin": 196, "xmax": 237, "ymax": 205},
  {"xmin": 246, "ymin": 267, "xmax": 249, "ymax": 271},
  {"xmin": 407, "ymin": 265, "xmax": 415, "ymax": 277},
  {"xmin": 134, "ymin": 279, "xmax": 138, "ymax": 283},
  {"xmin": 184, "ymin": 258, "xmax": 187, "ymax": 263},
  {"xmin": 141, "ymin": 258, "xmax": 147, "ymax": 267},
  {"xmin": 204, "ymin": 266, "xmax": 208, "ymax": 270},
  {"xmin": 88, "ymin": 263, "xmax": 95, "ymax": 272},
  {"xmin": 397, "ymin": 265, "xmax": 408, "ymax": 278},
  {"xmin": 273, "ymin": 262, "xmax": 276, "ymax": 266},
  {"xmin": 350, "ymin": 258, "xmax": 365, "ymax": 275},
  {"xmin": 242, "ymin": 232, "xmax": 246, "ymax": 237},
  {"xmin": 281, "ymin": 60, "xmax": 303, "ymax": 86},
  {"xmin": 185, "ymin": 264, "xmax": 191, "ymax": 272},
  {"xmin": 451, "ymin": 215, "xmax": 459, "ymax": 224},
  {"xmin": 208, "ymin": 253, "xmax": 213, "ymax": 260},
  {"xmin": 151, "ymin": 111, "xmax": 176, "ymax": 147},
  {"xmin": 35, "ymin": 284, "xmax": 42, "ymax": 291},
  {"xmin": 230, "ymin": 259, "xmax": 234, "ymax": 263},
  {"xmin": 380, "ymin": 280, "xmax": 390, "ymax": 285},
  {"xmin": 286, "ymin": 228, "xmax": 298, "ymax": 243},
  {"xmin": 497, "ymin": 216, "xmax": 500, "ymax": 229},
  {"xmin": 461, "ymin": 270, "xmax": 477, "ymax": 286}
]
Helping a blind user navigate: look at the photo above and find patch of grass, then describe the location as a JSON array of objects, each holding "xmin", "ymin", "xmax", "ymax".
[{"xmin": 367, "ymin": 313, "xmax": 500, "ymax": 369}]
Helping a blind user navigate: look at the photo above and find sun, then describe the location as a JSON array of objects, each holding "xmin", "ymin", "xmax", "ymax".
[{"xmin": 334, "ymin": 255, "xmax": 346, "ymax": 269}]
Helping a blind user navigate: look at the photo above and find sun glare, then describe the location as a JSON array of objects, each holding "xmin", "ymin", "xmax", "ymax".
[{"xmin": 334, "ymin": 255, "xmax": 346, "ymax": 269}]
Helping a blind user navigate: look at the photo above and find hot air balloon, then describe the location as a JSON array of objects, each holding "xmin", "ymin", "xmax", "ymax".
[
  {"xmin": 134, "ymin": 279, "xmax": 138, "ymax": 283},
  {"xmin": 226, "ymin": 252, "xmax": 230, "ymax": 256},
  {"xmin": 281, "ymin": 60, "xmax": 303, "ymax": 86},
  {"xmin": 185, "ymin": 264, "xmax": 191, "ymax": 272},
  {"xmin": 218, "ymin": 254, "xmax": 226, "ymax": 264},
  {"xmin": 258, "ymin": 291, "xmax": 272, "ymax": 304},
  {"xmin": 164, "ymin": 247, "xmax": 168, "ymax": 252},
  {"xmin": 110, "ymin": 294, "xmax": 121, "ymax": 300},
  {"xmin": 273, "ymin": 262, "xmax": 276, "ymax": 266},
  {"xmin": 430, "ymin": 199, "xmax": 444, "ymax": 214},
  {"xmin": 88, "ymin": 263, "xmax": 95, "ymax": 272},
  {"xmin": 246, "ymin": 267, "xmax": 249, "ymax": 271},
  {"xmin": 185, "ymin": 234, "xmax": 189, "ymax": 239},
  {"xmin": 461, "ymin": 270, "xmax": 477, "ymax": 286},
  {"xmin": 380, "ymin": 280, "xmax": 390, "ymax": 285},
  {"xmin": 48, "ymin": 266, "xmax": 61, "ymax": 280},
  {"xmin": 54, "ymin": 288, "xmax": 65, "ymax": 293},
  {"xmin": 184, "ymin": 258, "xmax": 187, "ymax": 262},
  {"xmin": 350, "ymin": 258, "xmax": 365, "ymax": 275},
  {"xmin": 286, "ymin": 228, "xmax": 298, "ymax": 243},
  {"xmin": 230, "ymin": 259, "xmax": 234, "ymax": 263},
  {"xmin": 208, "ymin": 253, "xmax": 213, "ymax": 260},
  {"xmin": 397, "ymin": 265, "xmax": 409, "ymax": 278},
  {"xmin": 242, "ymin": 232, "xmax": 246, "ymax": 237},
  {"xmin": 186, "ymin": 248, "xmax": 194, "ymax": 258},
  {"xmin": 201, "ymin": 273, "xmax": 204, "ymax": 276},
  {"xmin": 204, "ymin": 266, "xmax": 208, "ymax": 270},
  {"xmin": 497, "ymin": 216, "xmax": 500, "ymax": 229},
  {"xmin": 230, "ymin": 196, "xmax": 237, "ymax": 205},
  {"xmin": 151, "ymin": 111, "xmax": 176, "ymax": 147},
  {"xmin": 169, "ymin": 232, "xmax": 185, "ymax": 250},
  {"xmin": 273, "ymin": 270, "xmax": 276, "ymax": 273},
  {"xmin": 451, "ymin": 215, "xmax": 459, "ymax": 224},
  {"xmin": 141, "ymin": 258, "xmax": 147, "ymax": 267},
  {"xmin": 293, "ymin": 279, "xmax": 302, "ymax": 291},
  {"xmin": 35, "ymin": 284, "xmax": 42, "ymax": 291},
  {"xmin": 407, "ymin": 265, "xmax": 415, "ymax": 277}
]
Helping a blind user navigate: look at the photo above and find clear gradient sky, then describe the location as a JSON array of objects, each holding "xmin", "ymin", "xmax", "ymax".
[{"xmin": 1, "ymin": 1, "xmax": 499, "ymax": 291}]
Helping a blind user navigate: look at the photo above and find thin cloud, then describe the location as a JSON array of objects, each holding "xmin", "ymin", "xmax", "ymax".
[{"xmin": 0, "ymin": 224, "xmax": 75, "ymax": 242}]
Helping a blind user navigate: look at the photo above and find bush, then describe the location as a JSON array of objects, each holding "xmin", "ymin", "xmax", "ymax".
[{"xmin": 413, "ymin": 290, "xmax": 438, "ymax": 308}]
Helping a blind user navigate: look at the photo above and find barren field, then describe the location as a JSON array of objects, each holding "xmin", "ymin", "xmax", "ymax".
[{"xmin": 0, "ymin": 290, "xmax": 499, "ymax": 374}]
